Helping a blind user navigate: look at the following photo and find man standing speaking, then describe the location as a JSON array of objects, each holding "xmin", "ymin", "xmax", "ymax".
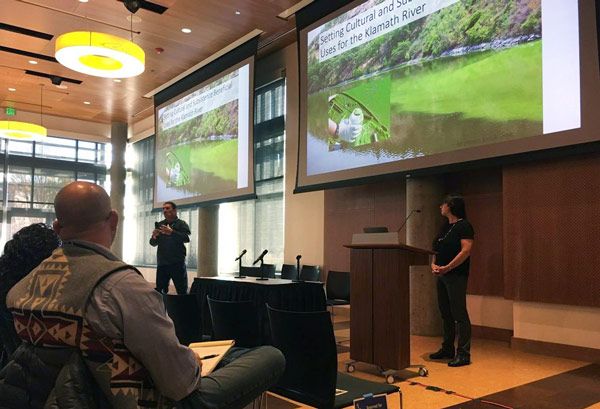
[{"xmin": 150, "ymin": 201, "xmax": 191, "ymax": 294}]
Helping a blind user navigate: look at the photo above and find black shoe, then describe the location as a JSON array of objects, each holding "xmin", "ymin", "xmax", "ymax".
[
  {"xmin": 448, "ymin": 355, "xmax": 470, "ymax": 367},
  {"xmin": 429, "ymin": 349, "xmax": 455, "ymax": 359}
]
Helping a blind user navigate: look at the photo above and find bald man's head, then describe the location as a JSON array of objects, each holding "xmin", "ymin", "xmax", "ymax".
[{"xmin": 54, "ymin": 182, "xmax": 114, "ymax": 239}]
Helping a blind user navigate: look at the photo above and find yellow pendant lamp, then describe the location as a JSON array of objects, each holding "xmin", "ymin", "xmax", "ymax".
[
  {"xmin": 55, "ymin": 31, "xmax": 145, "ymax": 78},
  {"xmin": 0, "ymin": 121, "xmax": 47, "ymax": 140},
  {"xmin": 0, "ymin": 84, "xmax": 47, "ymax": 141}
]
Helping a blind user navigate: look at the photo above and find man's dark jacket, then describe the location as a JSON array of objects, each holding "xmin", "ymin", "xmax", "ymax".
[{"xmin": 0, "ymin": 343, "xmax": 110, "ymax": 409}]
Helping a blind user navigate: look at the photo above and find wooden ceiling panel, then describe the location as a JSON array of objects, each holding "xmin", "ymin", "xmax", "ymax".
[
  {"xmin": 0, "ymin": 31, "xmax": 51, "ymax": 53},
  {"xmin": 1, "ymin": 0, "xmax": 303, "ymax": 127}
]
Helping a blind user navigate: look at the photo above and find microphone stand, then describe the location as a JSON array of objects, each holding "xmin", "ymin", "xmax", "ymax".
[
  {"xmin": 256, "ymin": 259, "xmax": 268, "ymax": 281},
  {"xmin": 235, "ymin": 255, "xmax": 246, "ymax": 279},
  {"xmin": 293, "ymin": 257, "xmax": 302, "ymax": 282}
]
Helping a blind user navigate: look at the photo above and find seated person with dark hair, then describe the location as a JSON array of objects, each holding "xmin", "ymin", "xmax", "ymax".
[
  {"xmin": 1, "ymin": 182, "xmax": 285, "ymax": 409},
  {"xmin": 0, "ymin": 223, "xmax": 61, "ymax": 368}
]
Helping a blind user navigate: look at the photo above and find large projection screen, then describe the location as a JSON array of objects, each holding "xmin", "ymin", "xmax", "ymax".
[
  {"xmin": 154, "ymin": 57, "xmax": 255, "ymax": 207},
  {"xmin": 296, "ymin": 0, "xmax": 600, "ymax": 191}
]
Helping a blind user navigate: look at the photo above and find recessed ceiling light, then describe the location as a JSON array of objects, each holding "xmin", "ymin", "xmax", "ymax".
[
  {"xmin": 8, "ymin": 88, "xmax": 16, "ymax": 91},
  {"xmin": 113, "ymin": 79, "xmax": 122, "ymax": 83},
  {"xmin": 29, "ymin": 60, "xmax": 38, "ymax": 64},
  {"xmin": 127, "ymin": 15, "xmax": 142, "ymax": 23},
  {"xmin": 83, "ymin": 101, "xmax": 91, "ymax": 104},
  {"xmin": 181, "ymin": 28, "xmax": 192, "ymax": 34},
  {"xmin": 56, "ymin": 84, "xmax": 68, "ymax": 89},
  {"xmin": 235, "ymin": 11, "xmax": 241, "ymax": 15},
  {"xmin": 79, "ymin": 0, "xmax": 88, "ymax": 2}
]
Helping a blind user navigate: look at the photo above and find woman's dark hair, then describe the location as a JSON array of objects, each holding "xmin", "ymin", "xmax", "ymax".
[
  {"xmin": 441, "ymin": 194, "xmax": 467, "ymax": 219},
  {"xmin": 0, "ymin": 223, "xmax": 61, "ymax": 307}
]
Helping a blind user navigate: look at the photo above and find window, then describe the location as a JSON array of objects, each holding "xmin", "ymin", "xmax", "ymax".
[
  {"xmin": 35, "ymin": 137, "xmax": 76, "ymax": 161},
  {"xmin": 0, "ymin": 136, "xmax": 108, "ymax": 249},
  {"xmin": 218, "ymin": 78, "xmax": 286, "ymax": 274}
]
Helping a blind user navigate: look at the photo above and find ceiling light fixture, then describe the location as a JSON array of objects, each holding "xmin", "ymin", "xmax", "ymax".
[
  {"xmin": 113, "ymin": 79, "xmax": 122, "ymax": 82},
  {"xmin": 83, "ymin": 101, "xmax": 91, "ymax": 104},
  {"xmin": 29, "ymin": 60, "xmax": 38, "ymax": 64},
  {"xmin": 123, "ymin": 0, "xmax": 141, "ymax": 14},
  {"xmin": 0, "ymin": 84, "xmax": 47, "ymax": 140},
  {"xmin": 55, "ymin": 31, "xmax": 145, "ymax": 78},
  {"xmin": 235, "ymin": 11, "xmax": 241, "ymax": 15},
  {"xmin": 8, "ymin": 88, "xmax": 16, "ymax": 91},
  {"xmin": 181, "ymin": 28, "xmax": 191, "ymax": 33}
]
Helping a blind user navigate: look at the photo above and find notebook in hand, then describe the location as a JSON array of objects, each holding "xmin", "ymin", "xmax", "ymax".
[{"xmin": 189, "ymin": 339, "xmax": 235, "ymax": 376}]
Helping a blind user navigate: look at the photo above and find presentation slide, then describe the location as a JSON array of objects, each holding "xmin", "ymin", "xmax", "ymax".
[
  {"xmin": 154, "ymin": 61, "xmax": 253, "ymax": 206},
  {"xmin": 297, "ymin": 0, "xmax": 597, "ymax": 190}
]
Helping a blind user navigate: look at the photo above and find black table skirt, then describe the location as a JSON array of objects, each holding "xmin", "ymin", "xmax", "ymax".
[{"xmin": 191, "ymin": 277, "xmax": 327, "ymax": 345}]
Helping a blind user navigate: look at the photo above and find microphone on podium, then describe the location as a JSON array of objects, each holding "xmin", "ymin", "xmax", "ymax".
[
  {"xmin": 235, "ymin": 249, "xmax": 247, "ymax": 261},
  {"xmin": 295, "ymin": 254, "xmax": 302, "ymax": 282},
  {"xmin": 252, "ymin": 249, "xmax": 268, "ymax": 265},
  {"xmin": 397, "ymin": 209, "xmax": 421, "ymax": 233}
]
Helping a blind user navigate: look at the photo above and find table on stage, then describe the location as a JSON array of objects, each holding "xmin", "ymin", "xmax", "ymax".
[{"xmin": 190, "ymin": 276, "xmax": 327, "ymax": 344}]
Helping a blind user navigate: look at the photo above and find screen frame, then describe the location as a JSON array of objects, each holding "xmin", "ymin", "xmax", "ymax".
[{"xmin": 295, "ymin": 0, "xmax": 600, "ymax": 193}]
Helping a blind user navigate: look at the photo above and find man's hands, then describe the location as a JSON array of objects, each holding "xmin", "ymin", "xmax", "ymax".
[
  {"xmin": 152, "ymin": 224, "xmax": 173, "ymax": 238},
  {"xmin": 159, "ymin": 224, "xmax": 173, "ymax": 236}
]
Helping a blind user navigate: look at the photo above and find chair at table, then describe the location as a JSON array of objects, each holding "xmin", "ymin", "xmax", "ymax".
[
  {"xmin": 162, "ymin": 293, "xmax": 204, "ymax": 346},
  {"xmin": 262, "ymin": 263, "xmax": 276, "ymax": 278},
  {"xmin": 280, "ymin": 264, "xmax": 298, "ymax": 280},
  {"xmin": 267, "ymin": 305, "xmax": 400, "ymax": 409},
  {"xmin": 240, "ymin": 266, "xmax": 262, "ymax": 277},
  {"xmin": 241, "ymin": 264, "xmax": 275, "ymax": 278},
  {"xmin": 325, "ymin": 271, "xmax": 350, "ymax": 317},
  {"xmin": 207, "ymin": 297, "xmax": 260, "ymax": 348},
  {"xmin": 300, "ymin": 265, "xmax": 321, "ymax": 281}
]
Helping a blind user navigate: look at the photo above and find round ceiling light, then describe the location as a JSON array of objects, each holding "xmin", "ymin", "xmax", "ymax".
[
  {"xmin": 0, "ymin": 121, "xmax": 47, "ymax": 140},
  {"xmin": 55, "ymin": 31, "xmax": 145, "ymax": 78}
]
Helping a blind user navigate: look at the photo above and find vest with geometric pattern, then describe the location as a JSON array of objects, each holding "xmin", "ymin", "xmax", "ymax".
[{"xmin": 6, "ymin": 242, "xmax": 175, "ymax": 409}]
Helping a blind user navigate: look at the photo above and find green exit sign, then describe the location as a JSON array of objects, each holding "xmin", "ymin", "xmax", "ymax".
[{"xmin": 5, "ymin": 108, "xmax": 16, "ymax": 116}]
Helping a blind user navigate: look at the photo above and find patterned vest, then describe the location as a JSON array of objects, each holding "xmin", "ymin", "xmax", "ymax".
[{"xmin": 6, "ymin": 242, "xmax": 174, "ymax": 409}]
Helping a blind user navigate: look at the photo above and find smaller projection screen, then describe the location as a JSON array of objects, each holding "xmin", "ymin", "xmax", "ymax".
[
  {"xmin": 154, "ymin": 57, "xmax": 254, "ymax": 207},
  {"xmin": 296, "ymin": 0, "xmax": 600, "ymax": 191}
]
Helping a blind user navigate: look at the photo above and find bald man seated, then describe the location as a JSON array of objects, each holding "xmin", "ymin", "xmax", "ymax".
[{"xmin": 1, "ymin": 181, "xmax": 285, "ymax": 409}]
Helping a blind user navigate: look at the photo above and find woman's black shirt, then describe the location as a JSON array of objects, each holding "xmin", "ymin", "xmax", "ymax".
[{"xmin": 432, "ymin": 219, "xmax": 474, "ymax": 277}]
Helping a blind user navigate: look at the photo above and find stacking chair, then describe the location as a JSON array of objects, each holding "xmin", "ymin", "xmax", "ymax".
[
  {"xmin": 162, "ymin": 293, "xmax": 204, "ymax": 346},
  {"xmin": 240, "ymin": 266, "xmax": 262, "ymax": 277},
  {"xmin": 267, "ymin": 305, "xmax": 400, "ymax": 409},
  {"xmin": 262, "ymin": 263, "xmax": 276, "ymax": 278},
  {"xmin": 207, "ymin": 297, "xmax": 260, "ymax": 348},
  {"xmin": 299, "ymin": 265, "xmax": 321, "ymax": 281},
  {"xmin": 325, "ymin": 271, "xmax": 351, "ymax": 317},
  {"xmin": 280, "ymin": 264, "xmax": 298, "ymax": 280}
]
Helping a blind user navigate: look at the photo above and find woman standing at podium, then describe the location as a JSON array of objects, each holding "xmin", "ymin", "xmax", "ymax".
[{"xmin": 429, "ymin": 194, "xmax": 474, "ymax": 367}]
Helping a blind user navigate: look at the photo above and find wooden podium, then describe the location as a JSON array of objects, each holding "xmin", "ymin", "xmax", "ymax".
[{"xmin": 344, "ymin": 239, "xmax": 434, "ymax": 373}]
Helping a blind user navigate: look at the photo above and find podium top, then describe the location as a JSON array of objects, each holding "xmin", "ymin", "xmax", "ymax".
[{"xmin": 343, "ymin": 242, "xmax": 436, "ymax": 255}]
